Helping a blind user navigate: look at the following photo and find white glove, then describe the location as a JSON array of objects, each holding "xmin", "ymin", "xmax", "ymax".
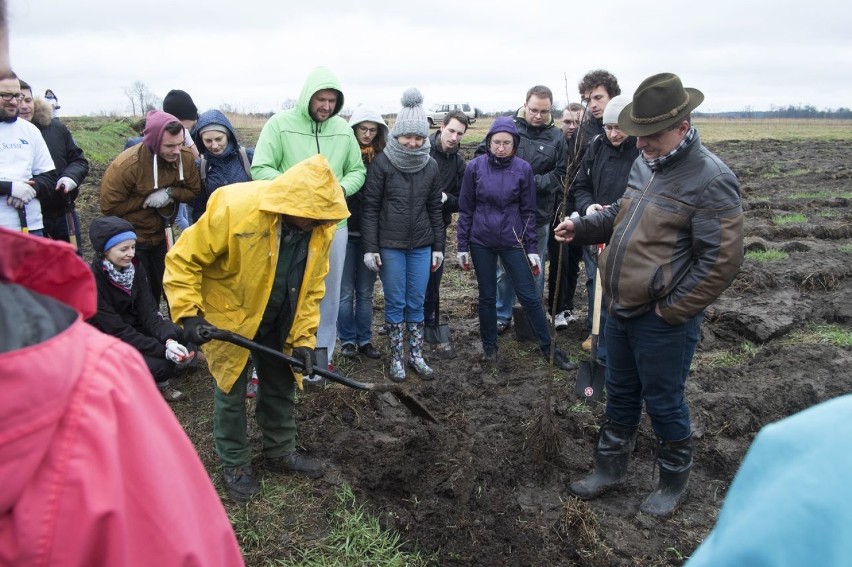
[
  {"xmin": 528, "ymin": 254, "xmax": 541, "ymax": 276},
  {"xmin": 585, "ymin": 203, "xmax": 604, "ymax": 216},
  {"xmin": 143, "ymin": 188, "xmax": 173, "ymax": 208},
  {"xmin": 457, "ymin": 251, "xmax": 471, "ymax": 270},
  {"xmin": 431, "ymin": 251, "xmax": 444, "ymax": 270},
  {"xmin": 56, "ymin": 176, "xmax": 78, "ymax": 193},
  {"xmin": 364, "ymin": 252, "xmax": 382, "ymax": 273},
  {"xmin": 165, "ymin": 339, "xmax": 193, "ymax": 365},
  {"xmin": 441, "ymin": 192, "xmax": 448, "ymax": 204},
  {"xmin": 6, "ymin": 196, "xmax": 25, "ymax": 210},
  {"xmin": 10, "ymin": 181, "xmax": 36, "ymax": 204}
]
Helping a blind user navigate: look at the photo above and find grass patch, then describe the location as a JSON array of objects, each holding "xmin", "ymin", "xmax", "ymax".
[
  {"xmin": 695, "ymin": 341, "xmax": 762, "ymax": 369},
  {"xmin": 745, "ymin": 250, "xmax": 789, "ymax": 262},
  {"xmin": 694, "ymin": 118, "xmax": 852, "ymax": 143},
  {"xmin": 296, "ymin": 484, "xmax": 436, "ymax": 566},
  {"xmin": 841, "ymin": 244, "xmax": 852, "ymax": 253},
  {"xmin": 784, "ymin": 324, "xmax": 852, "ymax": 347},
  {"xmin": 64, "ymin": 117, "xmax": 137, "ymax": 168},
  {"xmin": 790, "ymin": 190, "xmax": 852, "ymax": 200},
  {"xmin": 772, "ymin": 213, "xmax": 807, "ymax": 225},
  {"xmin": 762, "ymin": 165, "xmax": 811, "ymax": 179}
]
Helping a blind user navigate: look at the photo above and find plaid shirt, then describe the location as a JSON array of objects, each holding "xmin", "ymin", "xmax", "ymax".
[{"xmin": 642, "ymin": 127, "xmax": 697, "ymax": 171}]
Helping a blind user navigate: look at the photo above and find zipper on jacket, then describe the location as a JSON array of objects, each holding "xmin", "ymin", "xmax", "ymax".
[{"xmin": 606, "ymin": 171, "xmax": 655, "ymax": 312}]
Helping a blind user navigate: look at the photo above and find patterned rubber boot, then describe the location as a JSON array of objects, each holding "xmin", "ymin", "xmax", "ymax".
[
  {"xmin": 406, "ymin": 321, "xmax": 434, "ymax": 379},
  {"xmin": 387, "ymin": 322, "xmax": 406, "ymax": 382}
]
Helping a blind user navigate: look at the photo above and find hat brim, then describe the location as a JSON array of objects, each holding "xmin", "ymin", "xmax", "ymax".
[{"xmin": 618, "ymin": 88, "xmax": 704, "ymax": 136}]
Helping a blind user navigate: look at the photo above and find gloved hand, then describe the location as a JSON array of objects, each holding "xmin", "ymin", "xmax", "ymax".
[
  {"xmin": 528, "ymin": 253, "xmax": 541, "ymax": 277},
  {"xmin": 457, "ymin": 251, "xmax": 471, "ymax": 270},
  {"xmin": 441, "ymin": 192, "xmax": 448, "ymax": 204},
  {"xmin": 431, "ymin": 251, "xmax": 444, "ymax": 272},
  {"xmin": 182, "ymin": 315, "xmax": 214, "ymax": 345},
  {"xmin": 585, "ymin": 203, "xmax": 604, "ymax": 216},
  {"xmin": 364, "ymin": 252, "xmax": 382, "ymax": 273},
  {"xmin": 292, "ymin": 346, "xmax": 317, "ymax": 378},
  {"xmin": 143, "ymin": 188, "xmax": 173, "ymax": 209},
  {"xmin": 56, "ymin": 176, "xmax": 78, "ymax": 193},
  {"xmin": 165, "ymin": 339, "xmax": 194, "ymax": 365},
  {"xmin": 10, "ymin": 181, "xmax": 36, "ymax": 204}
]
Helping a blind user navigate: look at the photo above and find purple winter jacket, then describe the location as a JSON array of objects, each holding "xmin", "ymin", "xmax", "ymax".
[{"xmin": 457, "ymin": 116, "xmax": 537, "ymax": 254}]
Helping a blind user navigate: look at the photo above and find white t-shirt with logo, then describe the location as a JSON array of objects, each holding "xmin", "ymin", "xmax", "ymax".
[{"xmin": 0, "ymin": 118, "xmax": 55, "ymax": 231}]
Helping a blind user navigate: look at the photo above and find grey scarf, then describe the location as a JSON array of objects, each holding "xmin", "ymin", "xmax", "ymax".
[
  {"xmin": 383, "ymin": 136, "xmax": 431, "ymax": 173},
  {"xmin": 103, "ymin": 260, "xmax": 135, "ymax": 293}
]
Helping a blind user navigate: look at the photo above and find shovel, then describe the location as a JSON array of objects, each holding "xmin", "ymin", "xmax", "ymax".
[
  {"xmin": 199, "ymin": 326, "xmax": 439, "ymax": 424},
  {"xmin": 424, "ymin": 295, "xmax": 454, "ymax": 358},
  {"xmin": 576, "ymin": 243, "xmax": 606, "ymax": 402}
]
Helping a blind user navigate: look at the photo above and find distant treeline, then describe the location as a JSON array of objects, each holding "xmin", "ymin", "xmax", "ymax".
[{"xmin": 697, "ymin": 105, "xmax": 852, "ymax": 119}]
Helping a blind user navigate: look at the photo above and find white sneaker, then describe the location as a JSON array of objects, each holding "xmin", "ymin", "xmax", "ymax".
[
  {"xmin": 555, "ymin": 312, "xmax": 569, "ymax": 330},
  {"xmin": 563, "ymin": 310, "xmax": 577, "ymax": 323}
]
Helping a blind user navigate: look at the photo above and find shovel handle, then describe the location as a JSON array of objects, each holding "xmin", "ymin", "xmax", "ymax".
[{"xmin": 199, "ymin": 327, "xmax": 372, "ymax": 391}]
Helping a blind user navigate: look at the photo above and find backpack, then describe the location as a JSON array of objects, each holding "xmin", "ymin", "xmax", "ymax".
[{"xmin": 199, "ymin": 146, "xmax": 252, "ymax": 182}]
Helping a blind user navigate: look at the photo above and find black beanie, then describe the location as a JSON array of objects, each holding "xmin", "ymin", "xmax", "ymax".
[{"xmin": 163, "ymin": 89, "xmax": 198, "ymax": 121}]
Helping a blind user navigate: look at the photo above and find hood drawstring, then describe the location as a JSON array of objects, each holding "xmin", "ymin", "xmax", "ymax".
[{"xmin": 152, "ymin": 153, "xmax": 185, "ymax": 189}]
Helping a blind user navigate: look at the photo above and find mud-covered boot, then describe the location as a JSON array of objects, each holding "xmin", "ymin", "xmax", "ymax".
[
  {"xmin": 640, "ymin": 435, "xmax": 693, "ymax": 518},
  {"xmin": 387, "ymin": 322, "xmax": 406, "ymax": 382},
  {"xmin": 406, "ymin": 321, "xmax": 434, "ymax": 379},
  {"xmin": 568, "ymin": 419, "xmax": 639, "ymax": 499}
]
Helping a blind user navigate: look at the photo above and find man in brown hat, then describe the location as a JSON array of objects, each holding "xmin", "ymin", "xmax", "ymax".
[{"xmin": 554, "ymin": 73, "xmax": 744, "ymax": 517}]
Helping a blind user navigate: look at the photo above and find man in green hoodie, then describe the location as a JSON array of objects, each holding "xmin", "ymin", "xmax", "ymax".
[{"xmin": 252, "ymin": 67, "xmax": 366, "ymax": 383}]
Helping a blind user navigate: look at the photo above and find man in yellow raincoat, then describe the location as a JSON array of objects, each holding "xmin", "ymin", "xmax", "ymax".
[{"xmin": 164, "ymin": 154, "xmax": 349, "ymax": 501}]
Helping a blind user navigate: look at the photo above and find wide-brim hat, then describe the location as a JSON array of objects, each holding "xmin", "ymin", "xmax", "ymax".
[{"xmin": 618, "ymin": 73, "xmax": 704, "ymax": 136}]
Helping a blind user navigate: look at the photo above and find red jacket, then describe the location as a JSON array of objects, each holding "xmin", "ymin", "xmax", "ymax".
[{"xmin": 0, "ymin": 228, "xmax": 244, "ymax": 567}]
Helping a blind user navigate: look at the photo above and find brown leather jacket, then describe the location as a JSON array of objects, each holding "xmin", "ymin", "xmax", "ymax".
[
  {"xmin": 572, "ymin": 131, "xmax": 743, "ymax": 325},
  {"xmin": 100, "ymin": 144, "xmax": 200, "ymax": 245}
]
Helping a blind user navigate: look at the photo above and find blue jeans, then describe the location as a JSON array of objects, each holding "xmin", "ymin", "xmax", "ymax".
[
  {"xmin": 583, "ymin": 244, "xmax": 608, "ymax": 363},
  {"xmin": 496, "ymin": 223, "xmax": 548, "ymax": 322},
  {"xmin": 379, "ymin": 246, "xmax": 430, "ymax": 324},
  {"xmin": 604, "ymin": 309, "xmax": 704, "ymax": 441},
  {"xmin": 338, "ymin": 236, "xmax": 377, "ymax": 346},
  {"xmin": 317, "ymin": 226, "xmax": 347, "ymax": 362},
  {"xmin": 470, "ymin": 244, "xmax": 552, "ymax": 353}
]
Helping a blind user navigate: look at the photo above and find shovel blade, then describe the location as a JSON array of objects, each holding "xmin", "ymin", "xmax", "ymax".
[
  {"xmin": 576, "ymin": 361, "xmax": 606, "ymax": 402},
  {"xmin": 371, "ymin": 384, "xmax": 439, "ymax": 423},
  {"xmin": 424, "ymin": 323, "xmax": 451, "ymax": 345}
]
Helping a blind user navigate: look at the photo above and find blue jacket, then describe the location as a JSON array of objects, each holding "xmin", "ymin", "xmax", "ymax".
[
  {"xmin": 191, "ymin": 109, "xmax": 254, "ymax": 222},
  {"xmin": 457, "ymin": 116, "xmax": 537, "ymax": 254},
  {"xmin": 686, "ymin": 395, "xmax": 852, "ymax": 566}
]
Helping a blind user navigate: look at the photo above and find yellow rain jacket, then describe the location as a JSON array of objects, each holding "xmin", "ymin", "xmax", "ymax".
[{"xmin": 164, "ymin": 155, "xmax": 349, "ymax": 393}]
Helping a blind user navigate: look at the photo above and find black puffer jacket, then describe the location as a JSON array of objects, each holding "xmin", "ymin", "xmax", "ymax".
[
  {"xmin": 87, "ymin": 216, "xmax": 181, "ymax": 357},
  {"xmin": 572, "ymin": 134, "xmax": 639, "ymax": 216},
  {"xmin": 428, "ymin": 131, "xmax": 465, "ymax": 228},
  {"xmin": 360, "ymin": 152, "xmax": 443, "ymax": 252},
  {"xmin": 31, "ymin": 99, "xmax": 89, "ymax": 217}
]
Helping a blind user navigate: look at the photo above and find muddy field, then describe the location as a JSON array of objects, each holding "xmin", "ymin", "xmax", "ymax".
[{"xmin": 77, "ymin": 137, "xmax": 851, "ymax": 565}]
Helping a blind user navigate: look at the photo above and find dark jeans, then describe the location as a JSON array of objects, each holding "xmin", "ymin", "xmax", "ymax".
[
  {"xmin": 547, "ymin": 234, "xmax": 581, "ymax": 313},
  {"xmin": 213, "ymin": 329, "xmax": 297, "ymax": 468},
  {"xmin": 470, "ymin": 244, "xmax": 552, "ymax": 353},
  {"xmin": 141, "ymin": 353, "xmax": 175, "ymax": 385},
  {"xmin": 424, "ymin": 227, "xmax": 447, "ymax": 326},
  {"xmin": 135, "ymin": 241, "xmax": 167, "ymax": 308},
  {"xmin": 604, "ymin": 309, "xmax": 704, "ymax": 441},
  {"xmin": 338, "ymin": 236, "xmax": 377, "ymax": 346},
  {"xmin": 42, "ymin": 210, "xmax": 83, "ymax": 254}
]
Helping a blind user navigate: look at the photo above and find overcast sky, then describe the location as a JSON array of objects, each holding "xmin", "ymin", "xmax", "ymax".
[{"xmin": 8, "ymin": 0, "xmax": 851, "ymax": 117}]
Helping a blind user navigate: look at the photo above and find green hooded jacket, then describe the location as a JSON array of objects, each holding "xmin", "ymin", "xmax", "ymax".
[{"xmin": 251, "ymin": 67, "xmax": 366, "ymax": 229}]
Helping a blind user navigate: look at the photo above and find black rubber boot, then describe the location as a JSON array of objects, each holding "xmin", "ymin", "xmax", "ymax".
[
  {"xmin": 640, "ymin": 435, "xmax": 693, "ymax": 518},
  {"xmin": 568, "ymin": 420, "xmax": 638, "ymax": 499}
]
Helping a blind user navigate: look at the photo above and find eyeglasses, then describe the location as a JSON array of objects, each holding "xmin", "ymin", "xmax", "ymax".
[
  {"xmin": 490, "ymin": 140, "xmax": 514, "ymax": 148},
  {"xmin": 526, "ymin": 107, "xmax": 551, "ymax": 117},
  {"xmin": 357, "ymin": 126, "xmax": 378, "ymax": 134},
  {"xmin": 604, "ymin": 125, "xmax": 623, "ymax": 133},
  {"xmin": 0, "ymin": 92, "xmax": 24, "ymax": 102}
]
